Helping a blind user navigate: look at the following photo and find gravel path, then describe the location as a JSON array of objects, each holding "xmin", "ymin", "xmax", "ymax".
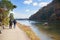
[{"xmin": 0, "ymin": 26, "xmax": 30, "ymax": 40}]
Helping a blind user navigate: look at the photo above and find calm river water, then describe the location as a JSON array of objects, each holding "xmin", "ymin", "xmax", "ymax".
[{"xmin": 17, "ymin": 20, "xmax": 53, "ymax": 40}]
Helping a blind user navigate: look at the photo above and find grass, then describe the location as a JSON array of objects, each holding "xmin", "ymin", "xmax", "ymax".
[{"xmin": 17, "ymin": 23, "xmax": 40, "ymax": 40}]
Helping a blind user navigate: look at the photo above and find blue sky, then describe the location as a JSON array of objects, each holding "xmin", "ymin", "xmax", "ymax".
[{"xmin": 10, "ymin": 0, "xmax": 52, "ymax": 18}]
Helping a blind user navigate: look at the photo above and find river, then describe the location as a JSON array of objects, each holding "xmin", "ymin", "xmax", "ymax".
[{"xmin": 17, "ymin": 20, "xmax": 59, "ymax": 40}]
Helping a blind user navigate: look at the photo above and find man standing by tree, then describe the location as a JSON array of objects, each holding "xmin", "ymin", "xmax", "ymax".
[
  {"xmin": 9, "ymin": 19, "xmax": 13, "ymax": 29},
  {"xmin": 9, "ymin": 13, "xmax": 14, "ymax": 29}
]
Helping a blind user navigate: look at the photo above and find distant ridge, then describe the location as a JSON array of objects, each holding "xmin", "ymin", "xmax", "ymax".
[
  {"xmin": 15, "ymin": 18, "xmax": 29, "ymax": 20},
  {"xmin": 29, "ymin": 0, "xmax": 60, "ymax": 21}
]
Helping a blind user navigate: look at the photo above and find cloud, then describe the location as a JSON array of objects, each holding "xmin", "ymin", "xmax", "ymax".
[
  {"xmin": 14, "ymin": 13, "xmax": 28, "ymax": 18},
  {"xmin": 25, "ymin": 9, "xmax": 30, "ymax": 12},
  {"xmin": 32, "ymin": 2, "xmax": 49, "ymax": 7},
  {"xmin": 23, "ymin": 0, "xmax": 33, "ymax": 4},
  {"xmin": 23, "ymin": 0, "xmax": 49, "ymax": 7},
  {"xmin": 9, "ymin": 9, "xmax": 39, "ymax": 18},
  {"xmin": 39, "ymin": 2, "xmax": 49, "ymax": 7},
  {"xmin": 10, "ymin": 11, "xmax": 30, "ymax": 18},
  {"xmin": 32, "ymin": 2, "xmax": 38, "ymax": 6}
]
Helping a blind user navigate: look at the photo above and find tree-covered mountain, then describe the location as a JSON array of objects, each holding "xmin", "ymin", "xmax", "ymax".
[{"xmin": 29, "ymin": 0, "xmax": 60, "ymax": 22}]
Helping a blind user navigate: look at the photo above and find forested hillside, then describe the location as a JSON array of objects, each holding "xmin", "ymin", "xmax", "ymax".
[{"xmin": 29, "ymin": 0, "xmax": 60, "ymax": 22}]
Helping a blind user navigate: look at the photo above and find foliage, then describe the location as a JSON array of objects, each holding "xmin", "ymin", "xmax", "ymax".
[
  {"xmin": 9, "ymin": 13, "xmax": 14, "ymax": 20},
  {"xmin": 0, "ymin": 0, "xmax": 16, "ymax": 11},
  {"xmin": 0, "ymin": 0, "xmax": 16, "ymax": 26}
]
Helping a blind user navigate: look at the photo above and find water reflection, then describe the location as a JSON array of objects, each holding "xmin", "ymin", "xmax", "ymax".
[{"xmin": 17, "ymin": 20, "xmax": 53, "ymax": 40}]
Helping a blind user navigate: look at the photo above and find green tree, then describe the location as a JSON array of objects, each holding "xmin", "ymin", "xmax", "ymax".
[
  {"xmin": 9, "ymin": 13, "xmax": 14, "ymax": 20},
  {"xmin": 0, "ymin": 0, "xmax": 16, "ymax": 26}
]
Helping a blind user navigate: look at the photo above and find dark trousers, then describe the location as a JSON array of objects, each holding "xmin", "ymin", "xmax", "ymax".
[
  {"xmin": 9, "ymin": 24, "xmax": 12, "ymax": 29},
  {"xmin": 0, "ymin": 30, "xmax": 1, "ymax": 34}
]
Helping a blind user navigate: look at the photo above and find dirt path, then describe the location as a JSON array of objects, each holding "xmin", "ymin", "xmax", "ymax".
[{"xmin": 0, "ymin": 26, "xmax": 30, "ymax": 40}]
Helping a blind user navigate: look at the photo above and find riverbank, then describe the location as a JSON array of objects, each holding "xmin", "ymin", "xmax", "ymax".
[
  {"xmin": 17, "ymin": 23, "xmax": 40, "ymax": 40},
  {"xmin": 36, "ymin": 24, "xmax": 60, "ymax": 40}
]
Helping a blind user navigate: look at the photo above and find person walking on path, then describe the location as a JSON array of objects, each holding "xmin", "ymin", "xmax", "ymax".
[
  {"xmin": 9, "ymin": 19, "xmax": 13, "ymax": 29},
  {"xmin": 13, "ymin": 19, "xmax": 17, "ymax": 28},
  {"xmin": 0, "ymin": 22, "xmax": 2, "ymax": 34},
  {"xmin": 2, "ymin": 23, "xmax": 4, "ymax": 29}
]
